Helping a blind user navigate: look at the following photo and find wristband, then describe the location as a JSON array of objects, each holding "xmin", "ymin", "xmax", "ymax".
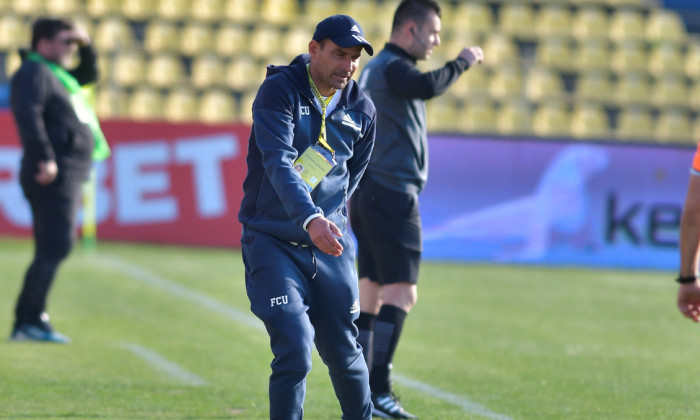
[{"xmin": 676, "ymin": 275, "xmax": 697, "ymax": 284}]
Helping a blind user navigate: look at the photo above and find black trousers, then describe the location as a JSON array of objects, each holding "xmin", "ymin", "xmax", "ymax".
[{"xmin": 14, "ymin": 172, "xmax": 83, "ymax": 327}]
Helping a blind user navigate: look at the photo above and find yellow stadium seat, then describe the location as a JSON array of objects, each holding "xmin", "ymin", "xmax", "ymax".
[
  {"xmin": 146, "ymin": 53, "xmax": 185, "ymax": 88},
  {"xmin": 654, "ymin": 108, "xmax": 693, "ymax": 143},
  {"xmin": 0, "ymin": 14, "xmax": 27, "ymax": 50},
  {"xmin": 128, "ymin": 86, "xmax": 164, "ymax": 121},
  {"xmin": 302, "ymin": 0, "xmax": 339, "ymax": 27},
  {"xmin": 157, "ymin": 0, "xmax": 189, "ymax": 21},
  {"xmin": 191, "ymin": 54, "xmax": 225, "ymax": 89},
  {"xmin": 532, "ymin": 101, "xmax": 571, "ymax": 138},
  {"xmin": 93, "ymin": 16, "xmax": 134, "ymax": 52},
  {"xmin": 570, "ymin": 103, "xmax": 610, "ymax": 139},
  {"xmin": 693, "ymin": 118, "xmax": 700, "ymax": 144},
  {"xmin": 215, "ymin": 24, "xmax": 248, "ymax": 58},
  {"xmin": 690, "ymin": 81, "xmax": 700, "ymax": 110},
  {"xmin": 458, "ymin": 98, "xmax": 498, "ymax": 134},
  {"xmin": 450, "ymin": 65, "xmax": 490, "ymax": 99},
  {"xmin": 143, "ymin": 20, "xmax": 180, "ymax": 54},
  {"xmin": 614, "ymin": 71, "xmax": 651, "ymax": 106},
  {"xmin": 648, "ymin": 41, "xmax": 685, "ymax": 78},
  {"xmin": 525, "ymin": 67, "xmax": 565, "ymax": 102},
  {"xmin": 651, "ymin": 73, "xmax": 689, "ymax": 108},
  {"xmin": 646, "ymin": 8, "xmax": 687, "ymax": 44},
  {"xmin": 575, "ymin": 70, "xmax": 613, "ymax": 103},
  {"xmin": 499, "ymin": 2, "xmax": 536, "ymax": 40},
  {"xmin": 261, "ymin": 0, "xmax": 299, "ymax": 25},
  {"xmin": 45, "ymin": 0, "xmax": 80, "ymax": 16},
  {"xmin": 164, "ymin": 86, "xmax": 199, "ymax": 122},
  {"xmin": 571, "ymin": 6, "xmax": 609, "ymax": 40},
  {"xmin": 122, "ymin": 0, "xmax": 157, "ymax": 20},
  {"xmin": 283, "ymin": 25, "xmax": 313, "ymax": 60},
  {"xmin": 237, "ymin": 89, "xmax": 257, "ymax": 123},
  {"xmin": 535, "ymin": 4, "xmax": 572, "ymax": 39},
  {"xmin": 685, "ymin": 42, "xmax": 700, "ymax": 82},
  {"xmin": 575, "ymin": 38, "xmax": 611, "ymax": 72},
  {"xmin": 96, "ymin": 54, "xmax": 112, "ymax": 83},
  {"xmin": 224, "ymin": 0, "xmax": 258, "ymax": 23},
  {"xmin": 449, "ymin": 1, "xmax": 494, "ymax": 36},
  {"xmin": 12, "ymin": 0, "xmax": 43, "ymax": 16},
  {"xmin": 4, "ymin": 50, "xmax": 22, "ymax": 79},
  {"xmin": 608, "ymin": 8, "xmax": 646, "ymax": 43},
  {"xmin": 610, "ymin": 40, "xmax": 647, "ymax": 74},
  {"xmin": 607, "ymin": 0, "xmax": 646, "ymax": 7},
  {"xmin": 225, "ymin": 55, "xmax": 264, "ymax": 91},
  {"xmin": 192, "ymin": 0, "xmax": 224, "ymax": 23},
  {"xmin": 180, "ymin": 22, "xmax": 215, "ymax": 56},
  {"xmin": 112, "ymin": 50, "xmax": 146, "ymax": 87},
  {"xmin": 497, "ymin": 99, "xmax": 533, "ymax": 136},
  {"xmin": 86, "ymin": 0, "xmax": 121, "ymax": 17},
  {"xmin": 95, "ymin": 86, "xmax": 127, "ymax": 118},
  {"xmin": 426, "ymin": 95, "xmax": 459, "ymax": 133},
  {"xmin": 249, "ymin": 25, "xmax": 283, "ymax": 61},
  {"xmin": 343, "ymin": 0, "xmax": 381, "ymax": 35},
  {"xmin": 616, "ymin": 106, "xmax": 654, "ymax": 141},
  {"xmin": 200, "ymin": 89, "xmax": 238, "ymax": 124},
  {"xmin": 489, "ymin": 65, "xmax": 523, "ymax": 100},
  {"xmin": 534, "ymin": 37, "xmax": 574, "ymax": 71},
  {"xmin": 480, "ymin": 32, "xmax": 519, "ymax": 69}
]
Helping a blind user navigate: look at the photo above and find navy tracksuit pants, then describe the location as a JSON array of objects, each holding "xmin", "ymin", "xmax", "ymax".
[{"xmin": 242, "ymin": 227, "xmax": 372, "ymax": 420}]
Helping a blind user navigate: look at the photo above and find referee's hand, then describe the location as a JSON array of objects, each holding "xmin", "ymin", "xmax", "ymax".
[{"xmin": 308, "ymin": 217, "xmax": 343, "ymax": 257}]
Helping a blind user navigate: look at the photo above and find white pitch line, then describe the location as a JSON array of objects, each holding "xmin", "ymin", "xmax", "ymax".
[
  {"xmin": 120, "ymin": 342, "xmax": 209, "ymax": 386},
  {"xmin": 99, "ymin": 254, "xmax": 514, "ymax": 420}
]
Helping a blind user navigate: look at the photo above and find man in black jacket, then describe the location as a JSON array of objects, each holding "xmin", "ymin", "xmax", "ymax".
[
  {"xmin": 9, "ymin": 17, "xmax": 98, "ymax": 343},
  {"xmin": 350, "ymin": 0, "xmax": 483, "ymax": 417}
]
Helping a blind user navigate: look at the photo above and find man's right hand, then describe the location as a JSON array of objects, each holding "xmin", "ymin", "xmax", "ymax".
[
  {"xmin": 459, "ymin": 46, "xmax": 484, "ymax": 66},
  {"xmin": 307, "ymin": 216, "xmax": 344, "ymax": 257},
  {"xmin": 35, "ymin": 160, "xmax": 58, "ymax": 185}
]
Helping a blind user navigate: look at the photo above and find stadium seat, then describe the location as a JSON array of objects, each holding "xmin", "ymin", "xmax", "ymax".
[
  {"xmin": 164, "ymin": 86, "xmax": 199, "ymax": 122},
  {"xmin": 488, "ymin": 65, "xmax": 523, "ymax": 100},
  {"xmin": 498, "ymin": 2, "xmax": 536, "ymax": 40},
  {"xmin": 0, "ymin": 14, "xmax": 28, "ymax": 50},
  {"xmin": 646, "ymin": 8, "xmax": 687, "ymax": 44},
  {"xmin": 224, "ymin": 55, "xmax": 264, "ymax": 91},
  {"xmin": 122, "ymin": 0, "xmax": 157, "ymax": 20},
  {"xmin": 237, "ymin": 89, "xmax": 257, "ymax": 123},
  {"xmin": 146, "ymin": 53, "xmax": 185, "ymax": 88},
  {"xmin": 458, "ymin": 98, "xmax": 498, "ymax": 134},
  {"xmin": 11, "ymin": 0, "xmax": 43, "ymax": 16},
  {"xmin": 127, "ymin": 85, "xmax": 164, "ymax": 121},
  {"xmin": 532, "ymin": 101, "xmax": 571, "ymax": 138},
  {"xmin": 200, "ymin": 89, "xmax": 238, "ymax": 124},
  {"xmin": 426, "ymin": 95, "xmax": 459, "ymax": 133},
  {"xmin": 534, "ymin": 37, "xmax": 574, "ymax": 72},
  {"xmin": 480, "ymin": 32, "xmax": 519, "ymax": 69},
  {"xmin": 112, "ymin": 50, "xmax": 146, "ymax": 87},
  {"xmin": 613, "ymin": 71, "xmax": 651, "ymax": 106},
  {"xmin": 535, "ymin": 4, "xmax": 572, "ymax": 39},
  {"xmin": 283, "ymin": 25, "xmax": 313, "ymax": 61},
  {"xmin": 685, "ymin": 42, "xmax": 700, "ymax": 82},
  {"xmin": 525, "ymin": 67, "xmax": 565, "ymax": 102},
  {"xmin": 45, "ymin": 0, "xmax": 80, "ymax": 16},
  {"xmin": 215, "ymin": 24, "xmax": 249, "ymax": 58},
  {"xmin": 192, "ymin": 0, "xmax": 224, "ymax": 23},
  {"xmin": 95, "ymin": 86, "xmax": 127, "ymax": 118},
  {"xmin": 96, "ymin": 54, "xmax": 112, "ymax": 84},
  {"xmin": 689, "ymin": 81, "xmax": 700, "ymax": 109},
  {"xmin": 608, "ymin": 8, "xmax": 646, "ymax": 43},
  {"xmin": 497, "ymin": 99, "xmax": 533, "ymax": 136},
  {"xmin": 302, "ymin": 0, "xmax": 340, "ymax": 27},
  {"xmin": 249, "ymin": 25, "xmax": 283, "ymax": 61},
  {"xmin": 607, "ymin": 0, "xmax": 647, "ymax": 7},
  {"xmin": 260, "ymin": 0, "xmax": 299, "ymax": 25},
  {"xmin": 647, "ymin": 41, "xmax": 684, "ymax": 78},
  {"xmin": 651, "ymin": 73, "xmax": 689, "ymax": 108},
  {"xmin": 571, "ymin": 5, "xmax": 609, "ymax": 40},
  {"xmin": 143, "ymin": 20, "xmax": 180, "ymax": 54},
  {"xmin": 180, "ymin": 22, "xmax": 215, "ymax": 56},
  {"xmin": 570, "ymin": 102, "xmax": 610, "ymax": 139},
  {"xmin": 610, "ymin": 40, "xmax": 648, "ymax": 75},
  {"xmin": 93, "ymin": 16, "xmax": 134, "ymax": 52},
  {"xmin": 575, "ymin": 70, "xmax": 614, "ymax": 103},
  {"xmin": 448, "ymin": 1, "xmax": 494, "ymax": 36},
  {"xmin": 157, "ymin": 0, "xmax": 189, "ymax": 21},
  {"xmin": 450, "ymin": 65, "xmax": 490, "ymax": 99},
  {"xmin": 575, "ymin": 38, "xmax": 611, "ymax": 72},
  {"xmin": 86, "ymin": 0, "xmax": 121, "ymax": 17},
  {"xmin": 693, "ymin": 118, "xmax": 700, "ymax": 144},
  {"xmin": 4, "ymin": 50, "xmax": 22, "ymax": 79},
  {"xmin": 615, "ymin": 106, "xmax": 654, "ymax": 141},
  {"xmin": 654, "ymin": 108, "xmax": 693, "ymax": 143},
  {"xmin": 191, "ymin": 54, "xmax": 225, "ymax": 89},
  {"xmin": 224, "ymin": 0, "xmax": 258, "ymax": 23}
]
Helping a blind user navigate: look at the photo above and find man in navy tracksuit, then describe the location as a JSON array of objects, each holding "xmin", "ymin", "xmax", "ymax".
[{"xmin": 238, "ymin": 15, "xmax": 376, "ymax": 420}]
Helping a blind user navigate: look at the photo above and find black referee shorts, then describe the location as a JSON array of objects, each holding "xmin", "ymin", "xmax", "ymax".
[{"xmin": 349, "ymin": 177, "xmax": 422, "ymax": 285}]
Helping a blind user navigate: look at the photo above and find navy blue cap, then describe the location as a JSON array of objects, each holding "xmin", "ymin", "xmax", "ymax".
[{"xmin": 312, "ymin": 14, "xmax": 374, "ymax": 56}]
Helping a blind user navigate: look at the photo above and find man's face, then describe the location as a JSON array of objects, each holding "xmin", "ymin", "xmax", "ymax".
[
  {"xmin": 309, "ymin": 39, "xmax": 363, "ymax": 95},
  {"xmin": 41, "ymin": 29, "xmax": 77, "ymax": 67},
  {"xmin": 411, "ymin": 11, "xmax": 441, "ymax": 60}
]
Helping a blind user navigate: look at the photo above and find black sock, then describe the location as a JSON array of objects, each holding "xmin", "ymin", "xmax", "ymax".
[
  {"xmin": 355, "ymin": 311, "xmax": 376, "ymax": 368},
  {"xmin": 370, "ymin": 304, "xmax": 407, "ymax": 394}
]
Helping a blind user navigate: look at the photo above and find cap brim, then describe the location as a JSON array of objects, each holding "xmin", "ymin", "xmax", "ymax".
[{"xmin": 331, "ymin": 34, "xmax": 374, "ymax": 56}]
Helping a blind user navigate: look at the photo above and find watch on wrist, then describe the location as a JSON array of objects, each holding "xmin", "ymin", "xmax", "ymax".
[{"xmin": 676, "ymin": 275, "xmax": 697, "ymax": 284}]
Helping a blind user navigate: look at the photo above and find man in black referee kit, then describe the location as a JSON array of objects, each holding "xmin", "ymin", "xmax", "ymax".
[{"xmin": 350, "ymin": 0, "xmax": 484, "ymax": 418}]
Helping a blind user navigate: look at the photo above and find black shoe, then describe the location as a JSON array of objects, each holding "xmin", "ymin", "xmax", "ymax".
[{"xmin": 371, "ymin": 391, "xmax": 417, "ymax": 419}]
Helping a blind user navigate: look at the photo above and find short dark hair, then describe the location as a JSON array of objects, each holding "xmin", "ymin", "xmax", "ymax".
[
  {"xmin": 31, "ymin": 17, "xmax": 74, "ymax": 50},
  {"xmin": 392, "ymin": 0, "xmax": 441, "ymax": 32}
]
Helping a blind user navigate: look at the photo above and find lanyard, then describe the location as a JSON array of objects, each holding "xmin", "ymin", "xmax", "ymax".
[{"xmin": 306, "ymin": 64, "xmax": 335, "ymax": 155}]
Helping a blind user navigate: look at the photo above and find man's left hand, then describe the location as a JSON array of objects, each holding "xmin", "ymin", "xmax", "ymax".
[
  {"xmin": 307, "ymin": 217, "xmax": 343, "ymax": 257},
  {"xmin": 678, "ymin": 282, "xmax": 700, "ymax": 322}
]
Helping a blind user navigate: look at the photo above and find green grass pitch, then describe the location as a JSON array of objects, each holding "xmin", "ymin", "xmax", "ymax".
[{"xmin": 0, "ymin": 236, "xmax": 698, "ymax": 419}]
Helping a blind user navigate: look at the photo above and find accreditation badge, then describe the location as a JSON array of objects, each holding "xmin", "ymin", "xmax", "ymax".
[{"xmin": 294, "ymin": 145, "xmax": 337, "ymax": 192}]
